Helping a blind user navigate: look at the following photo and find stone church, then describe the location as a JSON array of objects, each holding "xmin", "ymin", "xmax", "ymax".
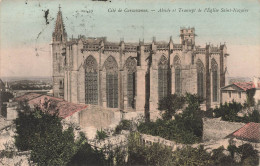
[{"xmin": 52, "ymin": 8, "xmax": 228, "ymax": 111}]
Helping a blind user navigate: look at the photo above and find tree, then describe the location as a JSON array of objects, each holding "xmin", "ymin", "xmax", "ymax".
[
  {"xmin": 128, "ymin": 132, "xmax": 174, "ymax": 166},
  {"xmin": 237, "ymin": 144, "xmax": 259, "ymax": 166},
  {"xmin": 175, "ymin": 93, "xmax": 204, "ymax": 139},
  {"xmin": 138, "ymin": 93, "xmax": 203, "ymax": 144},
  {"xmin": 246, "ymin": 88, "xmax": 256, "ymax": 107},
  {"xmin": 0, "ymin": 91, "xmax": 14, "ymax": 102},
  {"xmin": 30, "ymin": 125, "xmax": 77, "ymax": 165},
  {"xmin": 14, "ymin": 101, "xmax": 39, "ymax": 151},
  {"xmin": 114, "ymin": 120, "xmax": 132, "ymax": 135},
  {"xmin": 0, "ymin": 91, "xmax": 14, "ymax": 117},
  {"xmin": 211, "ymin": 146, "xmax": 236, "ymax": 166},
  {"xmin": 228, "ymin": 143, "xmax": 259, "ymax": 166},
  {"xmin": 172, "ymin": 145, "xmax": 214, "ymax": 166},
  {"xmin": 248, "ymin": 110, "xmax": 260, "ymax": 123},
  {"xmin": 14, "ymin": 101, "xmax": 78, "ymax": 165},
  {"xmin": 213, "ymin": 101, "xmax": 260, "ymax": 123},
  {"xmin": 213, "ymin": 101, "xmax": 243, "ymax": 122},
  {"xmin": 158, "ymin": 94, "xmax": 185, "ymax": 120}
]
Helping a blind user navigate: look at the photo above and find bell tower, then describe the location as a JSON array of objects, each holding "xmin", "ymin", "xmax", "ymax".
[
  {"xmin": 52, "ymin": 6, "xmax": 67, "ymax": 98},
  {"xmin": 180, "ymin": 27, "xmax": 195, "ymax": 50},
  {"xmin": 52, "ymin": 5, "xmax": 67, "ymax": 43}
]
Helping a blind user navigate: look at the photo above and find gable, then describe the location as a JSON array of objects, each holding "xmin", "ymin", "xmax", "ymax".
[{"xmin": 221, "ymin": 84, "xmax": 245, "ymax": 91}]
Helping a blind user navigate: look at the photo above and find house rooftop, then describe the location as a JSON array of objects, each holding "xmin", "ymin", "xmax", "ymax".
[
  {"xmin": 233, "ymin": 82, "xmax": 255, "ymax": 91},
  {"xmin": 221, "ymin": 82, "xmax": 260, "ymax": 91},
  {"xmin": 13, "ymin": 93, "xmax": 88, "ymax": 119},
  {"xmin": 229, "ymin": 122, "xmax": 260, "ymax": 143}
]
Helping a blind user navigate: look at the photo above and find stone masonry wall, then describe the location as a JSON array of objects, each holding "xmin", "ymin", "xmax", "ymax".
[
  {"xmin": 203, "ymin": 118, "xmax": 245, "ymax": 141},
  {"xmin": 79, "ymin": 105, "xmax": 120, "ymax": 130},
  {"xmin": 78, "ymin": 105, "xmax": 161, "ymax": 139}
]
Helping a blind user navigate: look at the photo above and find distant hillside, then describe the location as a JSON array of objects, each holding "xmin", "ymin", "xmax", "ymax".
[
  {"xmin": 0, "ymin": 76, "xmax": 52, "ymax": 82},
  {"xmin": 0, "ymin": 77, "xmax": 52, "ymax": 90},
  {"xmin": 9, "ymin": 79, "xmax": 52, "ymax": 90},
  {"xmin": 227, "ymin": 77, "xmax": 252, "ymax": 84}
]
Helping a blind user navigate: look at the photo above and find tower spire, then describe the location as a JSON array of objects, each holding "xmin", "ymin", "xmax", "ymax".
[{"xmin": 52, "ymin": 6, "xmax": 67, "ymax": 43}]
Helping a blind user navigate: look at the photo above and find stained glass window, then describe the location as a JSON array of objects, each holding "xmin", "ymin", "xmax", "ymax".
[
  {"xmin": 197, "ymin": 60, "xmax": 204, "ymax": 98},
  {"xmin": 158, "ymin": 55, "xmax": 168, "ymax": 101},
  {"xmin": 126, "ymin": 57, "xmax": 137, "ymax": 109},
  {"xmin": 212, "ymin": 59, "xmax": 218, "ymax": 102},
  {"xmin": 174, "ymin": 56, "xmax": 181, "ymax": 95},
  {"xmin": 175, "ymin": 67, "xmax": 181, "ymax": 94},
  {"xmin": 104, "ymin": 56, "xmax": 118, "ymax": 108},
  {"xmin": 85, "ymin": 56, "xmax": 98, "ymax": 105}
]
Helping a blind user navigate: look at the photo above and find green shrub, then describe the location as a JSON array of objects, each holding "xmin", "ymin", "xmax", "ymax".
[
  {"xmin": 213, "ymin": 101, "xmax": 260, "ymax": 123},
  {"xmin": 138, "ymin": 119, "xmax": 200, "ymax": 144},
  {"xmin": 138, "ymin": 93, "xmax": 203, "ymax": 144},
  {"xmin": 246, "ymin": 88, "xmax": 256, "ymax": 107},
  {"xmin": 0, "ymin": 150, "xmax": 15, "ymax": 158},
  {"xmin": 68, "ymin": 142, "xmax": 107, "ymax": 166},
  {"xmin": 172, "ymin": 145, "xmax": 214, "ymax": 166},
  {"xmin": 114, "ymin": 120, "xmax": 132, "ymax": 135},
  {"xmin": 127, "ymin": 132, "xmax": 240, "ymax": 166},
  {"xmin": 228, "ymin": 143, "xmax": 259, "ymax": 166},
  {"xmin": 211, "ymin": 146, "xmax": 236, "ymax": 166},
  {"xmin": 237, "ymin": 144, "xmax": 259, "ymax": 166},
  {"xmin": 96, "ymin": 129, "xmax": 108, "ymax": 141},
  {"xmin": 14, "ymin": 101, "xmax": 78, "ymax": 165},
  {"xmin": 127, "ymin": 132, "xmax": 174, "ymax": 166},
  {"xmin": 247, "ymin": 110, "xmax": 260, "ymax": 123},
  {"xmin": 0, "ymin": 91, "xmax": 14, "ymax": 102},
  {"xmin": 158, "ymin": 94, "xmax": 185, "ymax": 120},
  {"xmin": 213, "ymin": 101, "xmax": 242, "ymax": 122}
]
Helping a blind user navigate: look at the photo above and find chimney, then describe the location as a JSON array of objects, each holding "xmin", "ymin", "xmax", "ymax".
[{"xmin": 253, "ymin": 77, "xmax": 259, "ymax": 88}]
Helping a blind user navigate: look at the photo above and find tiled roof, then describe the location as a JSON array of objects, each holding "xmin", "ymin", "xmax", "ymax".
[
  {"xmin": 233, "ymin": 82, "xmax": 255, "ymax": 91},
  {"xmin": 55, "ymin": 101, "xmax": 87, "ymax": 118},
  {"xmin": 14, "ymin": 93, "xmax": 43, "ymax": 102},
  {"xmin": 231, "ymin": 122, "xmax": 260, "ymax": 142},
  {"xmin": 13, "ymin": 93, "xmax": 87, "ymax": 119}
]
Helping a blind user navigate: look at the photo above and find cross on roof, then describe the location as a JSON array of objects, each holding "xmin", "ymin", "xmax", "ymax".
[{"xmin": 59, "ymin": 4, "xmax": 61, "ymax": 11}]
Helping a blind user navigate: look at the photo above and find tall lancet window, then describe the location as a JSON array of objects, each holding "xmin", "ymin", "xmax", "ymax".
[
  {"xmin": 125, "ymin": 57, "xmax": 137, "ymax": 109},
  {"xmin": 158, "ymin": 55, "xmax": 168, "ymax": 101},
  {"xmin": 104, "ymin": 56, "xmax": 118, "ymax": 108},
  {"xmin": 174, "ymin": 56, "xmax": 181, "ymax": 95},
  {"xmin": 85, "ymin": 56, "xmax": 98, "ymax": 105},
  {"xmin": 197, "ymin": 60, "xmax": 204, "ymax": 98},
  {"xmin": 212, "ymin": 59, "xmax": 218, "ymax": 102}
]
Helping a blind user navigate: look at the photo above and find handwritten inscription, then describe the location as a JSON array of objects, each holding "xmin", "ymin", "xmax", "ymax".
[{"xmin": 107, "ymin": 7, "xmax": 249, "ymax": 13}]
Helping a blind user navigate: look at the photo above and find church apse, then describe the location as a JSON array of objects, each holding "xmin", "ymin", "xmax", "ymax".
[{"xmin": 52, "ymin": 8, "xmax": 228, "ymax": 111}]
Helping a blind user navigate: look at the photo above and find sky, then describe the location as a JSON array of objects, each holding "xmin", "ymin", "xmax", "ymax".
[{"xmin": 0, "ymin": 0, "xmax": 260, "ymax": 78}]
